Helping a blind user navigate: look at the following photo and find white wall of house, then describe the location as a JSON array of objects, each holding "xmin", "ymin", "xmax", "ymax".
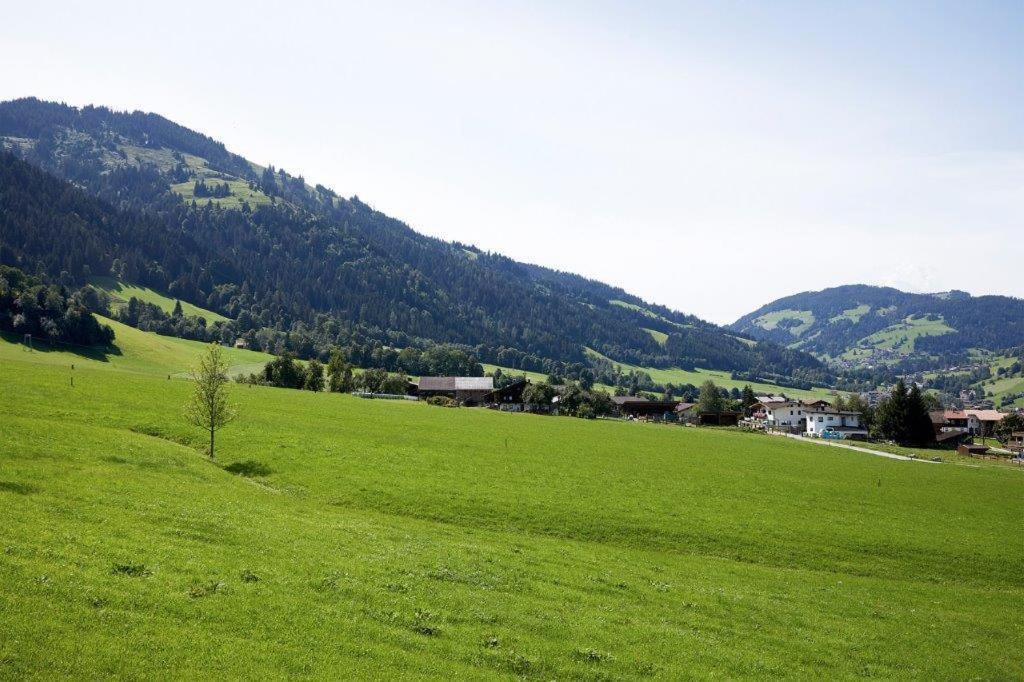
[
  {"xmin": 805, "ymin": 411, "xmax": 863, "ymax": 435},
  {"xmin": 766, "ymin": 404, "xmax": 806, "ymax": 428}
]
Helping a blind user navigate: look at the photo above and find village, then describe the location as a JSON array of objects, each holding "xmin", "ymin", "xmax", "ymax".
[{"xmin": 364, "ymin": 374, "xmax": 1024, "ymax": 462}]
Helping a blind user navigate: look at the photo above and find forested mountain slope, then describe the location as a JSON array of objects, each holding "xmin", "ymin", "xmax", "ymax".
[
  {"xmin": 0, "ymin": 97, "xmax": 823, "ymax": 382},
  {"xmin": 731, "ymin": 285, "xmax": 1024, "ymax": 370}
]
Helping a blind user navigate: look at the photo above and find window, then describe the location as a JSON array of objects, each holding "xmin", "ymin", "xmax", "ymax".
[{"xmin": 818, "ymin": 416, "xmax": 824, "ymax": 422}]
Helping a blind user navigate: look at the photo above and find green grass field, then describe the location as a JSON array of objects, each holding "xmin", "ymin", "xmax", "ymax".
[
  {"xmin": 2, "ymin": 324, "xmax": 1021, "ymax": 677},
  {"xmin": 829, "ymin": 304, "xmax": 872, "ymax": 324},
  {"xmin": 841, "ymin": 315, "xmax": 956, "ymax": 360},
  {"xmin": 90, "ymin": 276, "xmax": 230, "ymax": 323},
  {"xmin": 751, "ymin": 309, "xmax": 815, "ymax": 337},
  {"xmin": 641, "ymin": 328, "xmax": 669, "ymax": 346},
  {"xmin": 3, "ymin": 316, "xmax": 271, "ymax": 378}
]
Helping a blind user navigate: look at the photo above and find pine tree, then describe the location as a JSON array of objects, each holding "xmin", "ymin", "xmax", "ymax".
[{"xmin": 905, "ymin": 384, "xmax": 936, "ymax": 446}]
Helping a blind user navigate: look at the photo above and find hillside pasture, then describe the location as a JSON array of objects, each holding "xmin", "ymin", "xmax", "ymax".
[
  {"xmin": 841, "ymin": 315, "xmax": 956, "ymax": 360},
  {"xmin": 0, "ymin": 338, "xmax": 1022, "ymax": 678},
  {"xmin": 752, "ymin": 309, "xmax": 815, "ymax": 337},
  {"xmin": 90, "ymin": 276, "xmax": 229, "ymax": 323},
  {"xmin": 585, "ymin": 347, "xmax": 836, "ymax": 401},
  {"xmin": 1, "ymin": 316, "xmax": 271, "ymax": 378}
]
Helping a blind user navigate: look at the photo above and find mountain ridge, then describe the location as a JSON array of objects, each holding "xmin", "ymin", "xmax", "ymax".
[
  {"xmin": 730, "ymin": 284, "xmax": 1024, "ymax": 371},
  {"xmin": 0, "ymin": 97, "xmax": 827, "ymax": 386}
]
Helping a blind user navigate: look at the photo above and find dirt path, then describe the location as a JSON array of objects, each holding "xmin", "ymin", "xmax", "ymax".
[{"xmin": 778, "ymin": 433, "xmax": 940, "ymax": 463}]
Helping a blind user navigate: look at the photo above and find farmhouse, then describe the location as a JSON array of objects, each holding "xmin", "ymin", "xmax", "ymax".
[
  {"xmin": 805, "ymin": 408, "xmax": 868, "ymax": 439},
  {"xmin": 485, "ymin": 379, "xmax": 529, "ymax": 409},
  {"xmin": 756, "ymin": 400, "xmax": 831, "ymax": 431},
  {"xmin": 1008, "ymin": 432, "xmax": 1024, "ymax": 454},
  {"xmin": 964, "ymin": 409, "xmax": 1004, "ymax": 437},
  {"xmin": 416, "ymin": 376, "xmax": 494, "ymax": 405},
  {"xmin": 611, "ymin": 396, "xmax": 679, "ymax": 420},
  {"xmin": 933, "ymin": 409, "xmax": 1004, "ymax": 436}
]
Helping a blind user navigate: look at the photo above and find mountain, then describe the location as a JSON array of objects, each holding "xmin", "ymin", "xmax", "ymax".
[
  {"xmin": 730, "ymin": 284, "xmax": 1024, "ymax": 370},
  {"xmin": 0, "ymin": 97, "xmax": 826, "ymax": 387}
]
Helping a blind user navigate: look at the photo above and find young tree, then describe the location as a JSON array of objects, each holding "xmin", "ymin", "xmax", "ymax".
[
  {"xmin": 698, "ymin": 380, "xmax": 724, "ymax": 414},
  {"xmin": 184, "ymin": 343, "xmax": 237, "ymax": 459}
]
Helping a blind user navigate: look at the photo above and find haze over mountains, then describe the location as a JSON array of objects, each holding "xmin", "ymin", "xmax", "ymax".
[{"xmin": 0, "ymin": 98, "xmax": 824, "ymax": 386}]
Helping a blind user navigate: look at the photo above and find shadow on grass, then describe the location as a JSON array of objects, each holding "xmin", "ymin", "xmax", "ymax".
[
  {"xmin": 0, "ymin": 481, "xmax": 39, "ymax": 495},
  {"xmin": 1, "ymin": 330, "xmax": 122, "ymax": 363},
  {"xmin": 224, "ymin": 460, "xmax": 273, "ymax": 477}
]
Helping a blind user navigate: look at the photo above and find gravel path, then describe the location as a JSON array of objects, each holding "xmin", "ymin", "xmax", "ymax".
[{"xmin": 778, "ymin": 433, "xmax": 940, "ymax": 463}]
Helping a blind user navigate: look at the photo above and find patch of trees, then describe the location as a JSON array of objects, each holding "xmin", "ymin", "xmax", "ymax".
[
  {"xmin": 0, "ymin": 265, "xmax": 114, "ymax": 346},
  {"xmin": 192, "ymin": 179, "xmax": 231, "ymax": 198},
  {"xmin": 872, "ymin": 380, "xmax": 935, "ymax": 446}
]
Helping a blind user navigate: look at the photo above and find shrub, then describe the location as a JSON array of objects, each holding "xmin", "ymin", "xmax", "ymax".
[{"xmin": 425, "ymin": 396, "xmax": 458, "ymax": 408}]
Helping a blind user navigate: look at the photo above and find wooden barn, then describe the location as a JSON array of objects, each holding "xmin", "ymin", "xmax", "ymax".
[{"xmin": 416, "ymin": 376, "xmax": 494, "ymax": 405}]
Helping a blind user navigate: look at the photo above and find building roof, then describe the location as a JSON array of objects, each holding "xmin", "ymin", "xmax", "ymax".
[
  {"xmin": 806, "ymin": 408, "xmax": 862, "ymax": 416},
  {"xmin": 418, "ymin": 376, "xmax": 494, "ymax": 391},
  {"xmin": 675, "ymin": 402, "xmax": 697, "ymax": 412},
  {"xmin": 964, "ymin": 409, "xmax": 1004, "ymax": 422}
]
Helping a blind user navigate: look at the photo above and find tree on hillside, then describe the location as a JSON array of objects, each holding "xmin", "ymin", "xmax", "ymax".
[
  {"xmin": 905, "ymin": 384, "xmax": 936, "ymax": 446},
  {"xmin": 262, "ymin": 354, "xmax": 306, "ymax": 389},
  {"xmin": 303, "ymin": 358, "xmax": 325, "ymax": 391},
  {"xmin": 740, "ymin": 385, "xmax": 757, "ymax": 414},
  {"xmin": 172, "ymin": 299, "xmax": 183, "ymax": 318},
  {"xmin": 698, "ymin": 380, "xmax": 724, "ymax": 414},
  {"xmin": 326, "ymin": 349, "xmax": 354, "ymax": 392},
  {"xmin": 184, "ymin": 343, "xmax": 237, "ymax": 460}
]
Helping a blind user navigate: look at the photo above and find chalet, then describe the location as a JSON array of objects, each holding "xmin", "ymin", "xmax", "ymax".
[
  {"xmin": 485, "ymin": 379, "xmax": 529, "ymax": 409},
  {"xmin": 964, "ymin": 409, "xmax": 1004, "ymax": 437},
  {"xmin": 934, "ymin": 409, "xmax": 1004, "ymax": 436},
  {"xmin": 675, "ymin": 402, "xmax": 698, "ymax": 424},
  {"xmin": 416, "ymin": 376, "xmax": 494, "ymax": 405},
  {"xmin": 1008, "ymin": 432, "xmax": 1024, "ymax": 455},
  {"xmin": 757, "ymin": 400, "xmax": 831, "ymax": 431},
  {"xmin": 612, "ymin": 396, "xmax": 679, "ymax": 420},
  {"xmin": 805, "ymin": 408, "xmax": 868, "ymax": 439}
]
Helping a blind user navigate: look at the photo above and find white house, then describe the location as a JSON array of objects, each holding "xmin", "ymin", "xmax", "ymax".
[
  {"xmin": 805, "ymin": 409, "xmax": 868, "ymax": 439},
  {"xmin": 759, "ymin": 401, "xmax": 808, "ymax": 430}
]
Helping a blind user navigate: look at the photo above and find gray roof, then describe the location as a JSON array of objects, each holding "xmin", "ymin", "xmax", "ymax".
[{"xmin": 418, "ymin": 376, "xmax": 493, "ymax": 391}]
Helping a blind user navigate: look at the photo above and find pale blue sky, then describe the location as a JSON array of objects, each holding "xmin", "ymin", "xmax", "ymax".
[{"xmin": 2, "ymin": 1, "xmax": 1021, "ymax": 322}]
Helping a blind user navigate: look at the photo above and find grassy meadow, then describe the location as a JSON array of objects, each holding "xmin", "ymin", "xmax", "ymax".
[
  {"xmin": 1, "ymin": 327, "xmax": 1023, "ymax": 678},
  {"xmin": 89, "ymin": 276, "xmax": 230, "ymax": 323}
]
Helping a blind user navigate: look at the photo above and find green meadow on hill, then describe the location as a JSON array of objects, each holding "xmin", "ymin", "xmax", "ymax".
[{"xmin": 1, "ymin": 326, "xmax": 1023, "ymax": 678}]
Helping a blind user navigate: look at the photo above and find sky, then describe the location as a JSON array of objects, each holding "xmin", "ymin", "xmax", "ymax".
[{"xmin": 1, "ymin": 0, "xmax": 1022, "ymax": 323}]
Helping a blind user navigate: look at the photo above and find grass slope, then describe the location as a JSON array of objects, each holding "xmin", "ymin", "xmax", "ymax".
[
  {"xmin": 90, "ymin": 276, "xmax": 229, "ymax": 323},
  {"xmin": 752, "ymin": 309, "xmax": 815, "ymax": 337},
  {"xmin": 585, "ymin": 348, "xmax": 835, "ymax": 401},
  {"xmin": 2, "ymin": 316, "xmax": 271, "ymax": 378},
  {"xmin": 2, "ymin": 329, "xmax": 1022, "ymax": 677}
]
